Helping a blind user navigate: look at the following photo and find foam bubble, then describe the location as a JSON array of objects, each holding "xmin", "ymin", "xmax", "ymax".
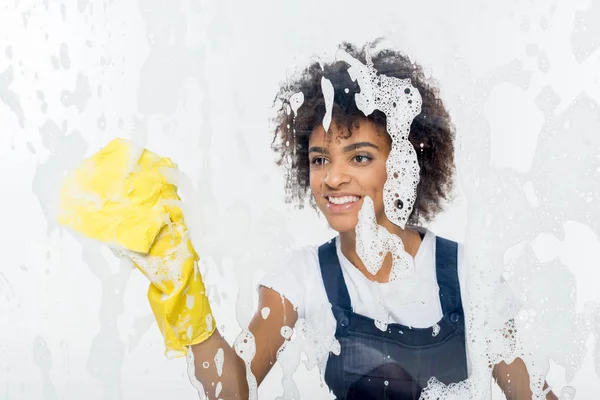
[
  {"xmin": 355, "ymin": 197, "xmax": 414, "ymax": 280},
  {"xmin": 420, "ymin": 377, "xmax": 474, "ymax": 399},
  {"xmin": 205, "ymin": 314, "xmax": 213, "ymax": 333},
  {"xmin": 185, "ymin": 346, "xmax": 207, "ymax": 399},
  {"xmin": 117, "ymin": 222, "xmax": 191, "ymax": 291},
  {"xmin": 186, "ymin": 294, "xmax": 195, "ymax": 310},
  {"xmin": 274, "ymin": 318, "xmax": 340, "ymax": 398},
  {"xmin": 215, "ymin": 381, "xmax": 222, "ymax": 398},
  {"xmin": 280, "ymin": 326, "xmax": 293, "ymax": 340},
  {"xmin": 559, "ymin": 386, "xmax": 576, "ymax": 399},
  {"xmin": 321, "ymin": 77, "xmax": 334, "ymax": 132},
  {"xmin": 214, "ymin": 348, "xmax": 224, "ymax": 377},
  {"xmin": 289, "ymin": 92, "xmax": 304, "ymax": 116},
  {"xmin": 233, "ymin": 330, "xmax": 258, "ymax": 400},
  {"xmin": 261, "ymin": 306, "xmax": 271, "ymax": 319}
]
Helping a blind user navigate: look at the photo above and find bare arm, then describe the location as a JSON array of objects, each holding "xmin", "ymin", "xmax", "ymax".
[
  {"xmin": 190, "ymin": 286, "xmax": 299, "ymax": 399},
  {"xmin": 493, "ymin": 357, "xmax": 558, "ymax": 400}
]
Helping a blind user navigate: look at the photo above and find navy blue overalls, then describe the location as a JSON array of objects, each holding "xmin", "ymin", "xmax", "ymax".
[{"xmin": 318, "ymin": 233, "xmax": 469, "ymax": 400}]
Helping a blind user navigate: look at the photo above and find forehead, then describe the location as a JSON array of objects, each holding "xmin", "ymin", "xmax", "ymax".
[{"xmin": 309, "ymin": 118, "xmax": 390, "ymax": 148}]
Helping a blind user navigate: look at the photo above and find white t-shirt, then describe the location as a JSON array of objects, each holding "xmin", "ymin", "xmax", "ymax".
[{"xmin": 258, "ymin": 228, "xmax": 471, "ymax": 377}]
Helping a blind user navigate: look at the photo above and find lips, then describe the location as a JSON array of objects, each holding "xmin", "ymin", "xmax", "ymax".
[{"xmin": 324, "ymin": 194, "xmax": 363, "ymax": 213}]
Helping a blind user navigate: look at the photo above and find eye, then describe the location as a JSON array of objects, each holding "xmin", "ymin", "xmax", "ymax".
[
  {"xmin": 310, "ymin": 156, "xmax": 328, "ymax": 166},
  {"xmin": 353, "ymin": 154, "xmax": 372, "ymax": 164}
]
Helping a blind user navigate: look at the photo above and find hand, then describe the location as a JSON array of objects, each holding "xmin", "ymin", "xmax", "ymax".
[{"xmin": 58, "ymin": 138, "xmax": 215, "ymax": 358}]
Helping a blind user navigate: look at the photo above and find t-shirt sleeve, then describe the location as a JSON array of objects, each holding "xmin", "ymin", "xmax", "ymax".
[{"xmin": 257, "ymin": 246, "xmax": 315, "ymax": 316}]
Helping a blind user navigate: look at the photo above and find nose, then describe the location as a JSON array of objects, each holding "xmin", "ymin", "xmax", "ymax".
[{"xmin": 323, "ymin": 162, "xmax": 351, "ymax": 188}]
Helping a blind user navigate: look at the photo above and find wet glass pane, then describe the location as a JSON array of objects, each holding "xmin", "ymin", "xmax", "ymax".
[{"xmin": 1, "ymin": 1, "xmax": 599, "ymax": 399}]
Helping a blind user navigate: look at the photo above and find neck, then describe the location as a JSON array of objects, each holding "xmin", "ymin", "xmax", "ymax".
[{"xmin": 338, "ymin": 223, "xmax": 421, "ymax": 283}]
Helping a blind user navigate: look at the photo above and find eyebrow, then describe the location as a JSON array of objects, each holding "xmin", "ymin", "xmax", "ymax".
[{"xmin": 308, "ymin": 141, "xmax": 380, "ymax": 154}]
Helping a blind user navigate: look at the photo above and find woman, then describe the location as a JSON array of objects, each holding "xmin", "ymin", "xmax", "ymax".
[
  {"xmin": 59, "ymin": 41, "xmax": 557, "ymax": 399},
  {"xmin": 190, "ymin": 42, "xmax": 557, "ymax": 399}
]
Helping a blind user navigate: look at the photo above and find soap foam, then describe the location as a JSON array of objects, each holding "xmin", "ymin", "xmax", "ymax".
[
  {"xmin": 233, "ymin": 330, "xmax": 258, "ymax": 400},
  {"xmin": 261, "ymin": 307, "xmax": 271, "ymax": 320},
  {"xmin": 110, "ymin": 219, "xmax": 192, "ymax": 293},
  {"xmin": 185, "ymin": 346, "xmax": 208, "ymax": 399},
  {"xmin": 275, "ymin": 318, "xmax": 340, "ymax": 399},
  {"xmin": 321, "ymin": 77, "xmax": 334, "ymax": 133},
  {"xmin": 355, "ymin": 196, "xmax": 414, "ymax": 280},
  {"xmin": 336, "ymin": 48, "xmax": 422, "ymax": 230},
  {"xmin": 289, "ymin": 92, "xmax": 304, "ymax": 117},
  {"xmin": 214, "ymin": 348, "xmax": 224, "ymax": 377}
]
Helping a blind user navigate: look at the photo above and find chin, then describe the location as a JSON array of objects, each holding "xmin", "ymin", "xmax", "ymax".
[
  {"xmin": 324, "ymin": 215, "xmax": 358, "ymax": 234},
  {"xmin": 323, "ymin": 209, "xmax": 394, "ymax": 234}
]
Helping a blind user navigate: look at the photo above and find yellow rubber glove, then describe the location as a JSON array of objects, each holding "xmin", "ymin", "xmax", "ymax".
[{"xmin": 58, "ymin": 138, "xmax": 215, "ymax": 358}]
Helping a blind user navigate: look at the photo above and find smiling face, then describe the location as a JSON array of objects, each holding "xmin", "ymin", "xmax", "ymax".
[{"xmin": 309, "ymin": 118, "xmax": 394, "ymax": 234}]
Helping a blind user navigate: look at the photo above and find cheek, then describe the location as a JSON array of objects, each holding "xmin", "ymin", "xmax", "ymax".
[
  {"xmin": 369, "ymin": 165, "xmax": 389, "ymax": 194},
  {"xmin": 369, "ymin": 167, "xmax": 389, "ymax": 210},
  {"xmin": 308, "ymin": 169, "xmax": 322, "ymax": 195}
]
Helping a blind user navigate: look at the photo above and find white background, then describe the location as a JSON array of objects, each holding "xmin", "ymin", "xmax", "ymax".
[{"xmin": 1, "ymin": 0, "xmax": 599, "ymax": 399}]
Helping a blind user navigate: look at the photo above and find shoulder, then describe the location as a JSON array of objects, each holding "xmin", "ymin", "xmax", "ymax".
[
  {"xmin": 287, "ymin": 243, "xmax": 321, "ymax": 275},
  {"xmin": 257, "ymin": 242, "xmax": 322, "ymax": 314},
  {"xmin": 263, "ymin": 243, "xmax": 320, "ymax": 275}
]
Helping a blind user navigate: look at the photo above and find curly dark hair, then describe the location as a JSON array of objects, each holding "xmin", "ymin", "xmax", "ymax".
[{"xmin": 271, "ymin": 41, "xmax": 456, "ymax": 226}]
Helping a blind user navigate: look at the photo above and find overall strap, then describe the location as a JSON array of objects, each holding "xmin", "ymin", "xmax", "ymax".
[
  {"xmin": 318, "ymin": 239, "xmax": 353, "ymax": 311},
  {"xmin": 435, "ymin": 236, "xmax": 463, "ymax": 314}
]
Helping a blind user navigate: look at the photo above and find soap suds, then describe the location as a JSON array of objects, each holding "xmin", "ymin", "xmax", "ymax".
[
  {"xmin": 321, "ymin": 77, "xmax": 334, "ymax": 133},
  {"xmin": 214, "ymin": 348, "xmax": 224, "ymax": 377},
  {"xmin": 261, "ymin": 307, "xmax": 271, "ymax": 319},
  {"xmin": 185, "ymin": 346, "xmax": 207, "ymax": 399},
  {"xmin": 233, "ymin": 330, "xmax": 258, "ymax": 400},
  {"xmin": 275, "ymin": 318, "xmax": 340, "ymax": 399}
]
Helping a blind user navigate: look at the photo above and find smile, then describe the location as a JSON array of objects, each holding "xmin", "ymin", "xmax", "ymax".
[{"xmin": 325, "ymin": 195, "xmax": 362, "ymax": 213}]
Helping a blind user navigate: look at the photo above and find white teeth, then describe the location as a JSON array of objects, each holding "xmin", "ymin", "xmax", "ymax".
[{"xmin": 328, "ymin": 196, "xmax": 360, "ymax": 205}]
